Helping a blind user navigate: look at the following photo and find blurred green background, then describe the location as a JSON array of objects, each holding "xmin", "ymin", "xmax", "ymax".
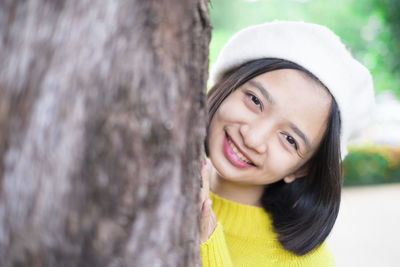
[{"xmin": 208, "ymin": 0, "xmax": 400, "ymax": 186}]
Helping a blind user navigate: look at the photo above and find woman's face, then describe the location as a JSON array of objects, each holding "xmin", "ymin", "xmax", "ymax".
[{"xmin": 207, "ymin": 68, "xmax": 332, "ymax": 185}]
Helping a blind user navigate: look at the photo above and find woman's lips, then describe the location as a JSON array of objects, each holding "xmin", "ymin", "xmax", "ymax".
[{"xmin": 223, "ymin": 132, "xmax": 253, "ymax": 168}]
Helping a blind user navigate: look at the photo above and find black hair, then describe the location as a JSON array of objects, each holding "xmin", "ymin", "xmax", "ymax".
[{"xmin": 205, "ymin": 58, "xmax": 342, "ymax": 255}]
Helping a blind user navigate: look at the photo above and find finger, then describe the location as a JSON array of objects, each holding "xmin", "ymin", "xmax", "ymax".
[
  {"xmin": 203, "ymin": 199, "xmax": 215, "ymax": 221},
  {"xmin": 201, "ymin": 198, "xmax": 212, "ymax": 212},
  {"xmin": 200, "ymin": 199, "xmax": 211, "ymax": 237},
  {"xmin": 208, "ymin": 210, "xmax": 217, "ymax": 236},
  {"xmin": 210, "ymin": 205, "xmax": 217, "ymax": 226},
  {"xmin": 200, "ymin": 200, "xmax": 209, "ymax": 241},
  {"xmin": 200, "ymin": 199, "xmax": 216, "ymax": 242}
]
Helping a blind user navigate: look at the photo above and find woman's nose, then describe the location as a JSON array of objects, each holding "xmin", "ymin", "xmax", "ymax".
[{"xmin": 239, "ymin": 124, "xmax": 268, "ymax": 154}]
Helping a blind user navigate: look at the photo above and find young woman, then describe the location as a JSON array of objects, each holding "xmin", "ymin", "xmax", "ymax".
[{"xmin": 199, "ymin": 21, "xmax": 375, "ymax": 266}]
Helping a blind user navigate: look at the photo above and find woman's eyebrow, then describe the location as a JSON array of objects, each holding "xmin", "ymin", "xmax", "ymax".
[
  {"xmin": 248, "ymin": 80, "xmax": 311, "ymax": 152},
  {"xmin": 289, "ymin": 122, "xmax": 311, "ymax": 152},
  {"xmin": 248, "ymin": 80, "xmax": 276, "ymax": 105}
]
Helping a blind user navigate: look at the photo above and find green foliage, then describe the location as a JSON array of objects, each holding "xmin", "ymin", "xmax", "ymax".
[
  {"xmin": 209, "ymin": 0, "xmax": 400, "ymax": 98},
  {"xmin": 343, "ymin": 152, "xmax": 388, "ymax": 185},
  {"xmin": 343, "ymin": 146, "xmax": 400, "ymax": 186}
]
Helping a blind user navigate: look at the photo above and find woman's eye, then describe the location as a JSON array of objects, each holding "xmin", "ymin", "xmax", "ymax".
[
  {"xmin": 246, "ymin": 93, "xmax": 262, "ymax": 110},
  {"xmin": 283, "ymin": 133, "xmax": 298, "ymax": 150}
]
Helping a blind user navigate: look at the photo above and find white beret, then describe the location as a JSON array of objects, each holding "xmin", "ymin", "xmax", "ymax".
[{"xmin": 209, "ymin": 21, "xmax": 375, "ymax": 160}]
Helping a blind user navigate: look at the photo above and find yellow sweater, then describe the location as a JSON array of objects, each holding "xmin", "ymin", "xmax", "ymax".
[{"xmin": 200, "ymin": 191, "xmax": 335, "ymax": 266}]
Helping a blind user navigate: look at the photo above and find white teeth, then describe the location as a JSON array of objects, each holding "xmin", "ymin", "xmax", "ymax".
[{"xmin": 228, "ymin": 138, "xmax": 252, "ymax": 164}]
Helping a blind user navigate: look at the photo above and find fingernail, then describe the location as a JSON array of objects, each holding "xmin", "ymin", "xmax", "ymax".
[{"xmin": 207, "ymin": 199, "xmax": 212, "ymax": 206}]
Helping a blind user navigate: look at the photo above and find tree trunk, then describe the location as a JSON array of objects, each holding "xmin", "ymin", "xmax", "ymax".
[{"xmin": 0, "ymin": 0, "xmax": 210, "ymax": 266}]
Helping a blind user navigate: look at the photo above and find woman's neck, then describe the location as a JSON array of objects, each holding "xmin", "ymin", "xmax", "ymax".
[{"xmin": 210, "ymin": 166, "xmax": 264, "ymax": 207}]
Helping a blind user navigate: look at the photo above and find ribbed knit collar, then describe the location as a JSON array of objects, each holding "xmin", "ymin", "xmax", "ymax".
[{"xmin": 210, "ymin": 190, "xmax": 277, "ymax": 240}]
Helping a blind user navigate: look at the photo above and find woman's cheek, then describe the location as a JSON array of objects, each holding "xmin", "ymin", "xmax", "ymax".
[
  {"xmin": 219, "ymin": 102, "xmax": 245, "ymax": 120},
  {"xmin": 268, "ymin": 143, "xmax": 293, "ymax": 174}
]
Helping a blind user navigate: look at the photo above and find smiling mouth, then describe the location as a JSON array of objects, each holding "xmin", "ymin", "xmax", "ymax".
[{"xmin": 225, "ymin": 132, "xmax": 256, "ymax": 167}]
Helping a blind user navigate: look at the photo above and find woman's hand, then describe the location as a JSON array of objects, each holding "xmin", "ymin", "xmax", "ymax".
[{"xmin": 200, "ymin": 158, "xmax": 217, "ymax": 243}]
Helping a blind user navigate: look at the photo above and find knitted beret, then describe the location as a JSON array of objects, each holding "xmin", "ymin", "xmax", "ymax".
[{"xmin": 209, "ymin": 21, "xmax": 375, "ymax": 159}]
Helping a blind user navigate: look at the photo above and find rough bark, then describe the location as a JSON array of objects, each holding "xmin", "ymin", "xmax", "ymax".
[{"xmin": 0, "ymin": 0, "xmax": 210, "ymax": 266}]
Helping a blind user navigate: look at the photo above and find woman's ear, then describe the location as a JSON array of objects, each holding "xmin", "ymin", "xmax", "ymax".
[
  {"xmin": 283, "ymin": 175, "xmax": 296, "ymax": 184},
  {"xmin": 283, "ymin": 165, "xmax": 309, "ymax": 183}
]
